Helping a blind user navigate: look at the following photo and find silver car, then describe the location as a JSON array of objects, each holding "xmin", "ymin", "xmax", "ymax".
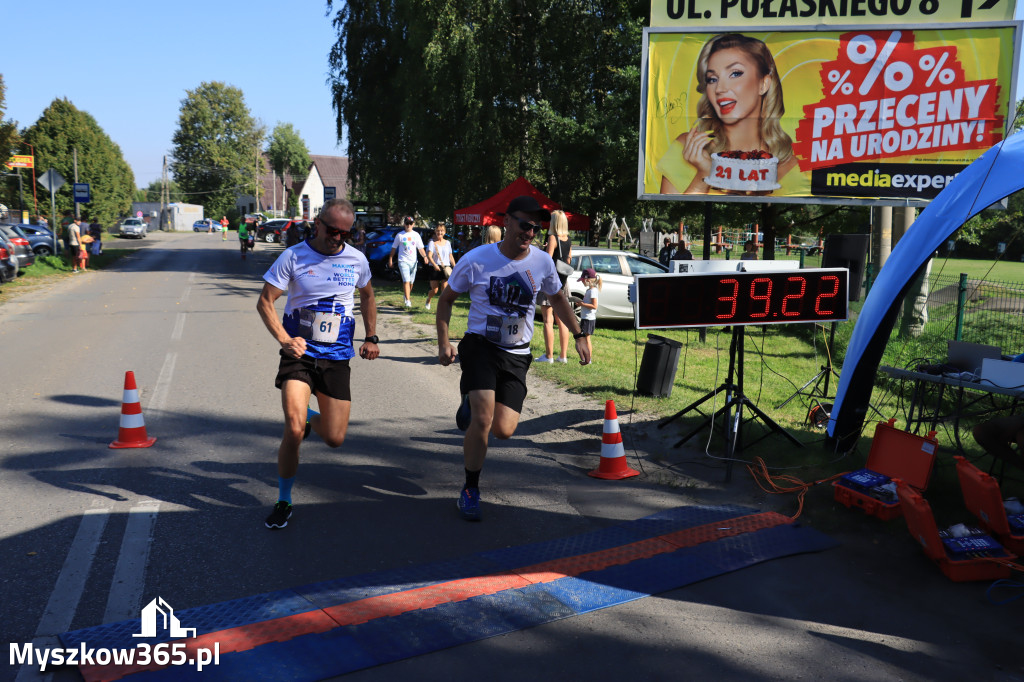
[
  {"xmin": 564, "ymin": 247, "xmax": 667, "ymax": 321},
  {"xmin": 120, "ymin": 218, "xmax": 147, "ymax": 238},
  {"xmin": 0, "ymin": 224, "xmax": 36, "ymax": 271}
]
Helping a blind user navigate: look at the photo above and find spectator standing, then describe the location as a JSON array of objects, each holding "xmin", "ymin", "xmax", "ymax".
[
  {"xmin": 67, "ymin": 217, "xmax": 82, "ymax": 272},
  {"xmin": 741, "ymin": 239, "xmax": 758, "ymax": 260},
  {"xmin": 387, "ymin": 216, "xmax": 427, "ymax": 307},
  {"xmin": 89, "ymin": 222, "xmax": 102, "ymax": 256},
  {"xmin": 352, "ymin": 222, "xmax": 367, "ymax": 253},
  {"xmin": 465, "ymin": 226, "xmax": 482, "ymax": 253},
  {"xmin": 424, "ymin": 224, "xmax": 455, "ymax": 311},
  {"xmin": 658, "ymin": 238, "xmax": 676, "ymax": 266},
  {"xmin": 676, "ymin": 239, "xmax": 693, "ymax": 260},
  {"xmin": 577, "ymin": 268, "xmax": 601, "ymax": 359},
  {"xmin": 536, "ymin": 210, "xmax": 572, "ymax": 364}
]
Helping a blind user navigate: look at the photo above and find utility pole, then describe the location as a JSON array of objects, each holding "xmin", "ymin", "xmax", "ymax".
[
  {"xmin": 160, "ymin": 156, "xmax": 168, "ymax": 231},
  {"xmin": 73, "ymin": 147, "xmax": 80, "ymax": 220}
]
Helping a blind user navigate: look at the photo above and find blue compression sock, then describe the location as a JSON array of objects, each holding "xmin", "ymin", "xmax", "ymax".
[{"xmin": 278, "ymin": 476, "xmax": 295, "ymax": 504}]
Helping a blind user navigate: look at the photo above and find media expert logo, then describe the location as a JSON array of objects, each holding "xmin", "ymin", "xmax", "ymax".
[
  {"xmin": 10, "ymin": 597, "xmax": 219, "ymax": 673},
  {"xmin": 810, "ymin": 162, "xmax": 962, "ymax": 198}
]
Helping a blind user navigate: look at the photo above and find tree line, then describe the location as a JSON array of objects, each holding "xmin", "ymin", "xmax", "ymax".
[{"xmin": 0, "ymin": 76, "xmax": 310, "ymax": 227}]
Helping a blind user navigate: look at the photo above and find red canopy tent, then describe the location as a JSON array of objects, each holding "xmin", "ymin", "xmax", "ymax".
[{"xmin": 453, "ymin": 177, "xmax": 591, "ymax": 232}]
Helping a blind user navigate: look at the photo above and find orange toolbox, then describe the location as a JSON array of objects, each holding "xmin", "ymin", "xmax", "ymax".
[
  {"xmin": 895, "ymin": 479, "xmax": 1015, "ymax": 582},
  {"xmin": 954, "ymin": 455, "xmax": 1024, "ymax": 555},
  {"xmin": 833, "ymin": 419, "xmax": 938, "ymax": 520}
]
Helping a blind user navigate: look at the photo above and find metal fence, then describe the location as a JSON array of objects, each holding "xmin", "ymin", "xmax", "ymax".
[{"xmin": 900, "ymin": 272, "xmax": 1024, "ymax": 354}]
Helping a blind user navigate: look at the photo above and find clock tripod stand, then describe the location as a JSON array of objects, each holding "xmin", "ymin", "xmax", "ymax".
[{"xmin": 658, "ymin": 325, "xmax": 802, "ymax": 481}]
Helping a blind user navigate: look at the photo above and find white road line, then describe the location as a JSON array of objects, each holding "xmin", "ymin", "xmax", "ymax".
[
  {"xmin": 148, "ymin": 352, "xmax": 177, "ymax": 412},
  {"xmin": 103, "ymin": 502, "xmax": 160, "ymax": 624},
  {"xmin": 34, "ymin": 508, "xmax": 110, "ymax": 636},
  {"xmin": 171, "ymin": 312, "xmax": 187, "ymax": 341}
]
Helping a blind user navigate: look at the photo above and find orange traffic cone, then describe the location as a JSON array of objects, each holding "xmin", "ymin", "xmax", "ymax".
[
  {"xmin": 110, "ymin": 371, "xmax": 157, "ymax": 449},
  {"xmin": 589, "ymin": 400, "xmax": 638, "ymax": 480}
]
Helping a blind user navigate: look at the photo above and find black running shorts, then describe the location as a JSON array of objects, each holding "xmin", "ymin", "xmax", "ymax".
[
  {"xmin": 457, "ymin": 333, "xmax": 531, "ymax": 413},
  {"xmin": 275, "ymin": 352, "xmax": 352, "ymax": 401}
]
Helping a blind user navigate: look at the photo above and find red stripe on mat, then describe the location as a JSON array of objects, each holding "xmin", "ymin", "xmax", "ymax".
[{"xmin": 81, "ymin": 511, "xmax": 789, "ymax": 682}]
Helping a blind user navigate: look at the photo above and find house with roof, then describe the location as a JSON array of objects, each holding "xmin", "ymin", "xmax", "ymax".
[{"xmin": 236, "ymin": 154, "xmax": 349, "ymax": 219}]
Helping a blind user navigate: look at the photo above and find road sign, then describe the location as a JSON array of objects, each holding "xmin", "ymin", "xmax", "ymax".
[
  {"xmin": 73, "ymin": 183, "xmax": 91, "ymax": 203},
  {"xmin": 324, "ymin": 186, "xmax": 336, "ymax": 201},
  {"xmin": 37, "ymin": 168, "xmax": 65, "ymax": 192}
]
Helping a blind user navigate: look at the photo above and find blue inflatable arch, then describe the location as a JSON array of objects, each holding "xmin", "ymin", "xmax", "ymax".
[{"xmin": 829, "ymin": 132, "xmax": 1024, "ymax": 452}]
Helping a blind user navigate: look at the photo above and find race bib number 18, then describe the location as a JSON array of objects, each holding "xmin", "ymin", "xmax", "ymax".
[{"xmin": 485, "ymin": 314, "xmax": 526, "ymax": 346}]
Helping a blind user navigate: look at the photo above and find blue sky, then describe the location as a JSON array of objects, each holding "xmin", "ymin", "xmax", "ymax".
[
  {"xmin": 3, "ymin": 0, "xmax": 344, "ymax": 188},
  {"xmin": 4, "ymin": 3, "xmax": 1023, "ymax": 190}
]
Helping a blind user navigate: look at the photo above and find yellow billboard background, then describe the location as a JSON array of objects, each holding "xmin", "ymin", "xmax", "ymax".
[{"xmin": 642, "ymin": 27, "xmax": 1015, "ymax": 202}]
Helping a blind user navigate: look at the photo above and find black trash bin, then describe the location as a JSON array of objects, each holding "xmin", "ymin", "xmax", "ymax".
[{"xmin": 636, "ymin": 334, "xmax": 682, "ymax": 397}]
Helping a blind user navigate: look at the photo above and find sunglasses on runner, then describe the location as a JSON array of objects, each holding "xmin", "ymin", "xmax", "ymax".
[
  {"xmin": 511, "ymin": 217, "xmax": 541, "ymax": 234},
  {"xmin": 317, "ymin": 217, "xmax": 351, "ymax": 239}
]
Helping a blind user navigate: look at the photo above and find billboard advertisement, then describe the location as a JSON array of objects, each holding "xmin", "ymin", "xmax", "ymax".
[
  {"xmin": 651, "ymin": 0, "xmax": 1017, "ymax": 28},
  {"xmin": 639, "ymin": 25, "xmax": 1018, "ymax": 205}
]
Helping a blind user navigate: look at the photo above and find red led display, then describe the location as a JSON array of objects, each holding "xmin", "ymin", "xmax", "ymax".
[{"xmin": 635, "ymin": 269, "xmax": 849, "ymax": 329}]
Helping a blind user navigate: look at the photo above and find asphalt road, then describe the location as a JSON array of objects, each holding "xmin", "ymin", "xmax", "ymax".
[{"xmin": 0, "ymin": 231, "xmax": 1021, "ymax": 681}]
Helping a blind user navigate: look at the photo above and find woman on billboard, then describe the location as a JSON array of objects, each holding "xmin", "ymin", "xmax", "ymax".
[{"xmin": 657, "ymin": 33, "xmax": 797, "ymax": 195}]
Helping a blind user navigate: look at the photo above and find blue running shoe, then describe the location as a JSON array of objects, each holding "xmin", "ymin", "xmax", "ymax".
[
  {"xmin": 457, "ymin": 487, "xmax": 482, "ymax": 521},
  {"xmin": 305, "ymin": 407, "xmax": 318, "ymax": 440},
  {"xmin": 455, "ymin": 394, "xmax": 471, "ymax": 431}
]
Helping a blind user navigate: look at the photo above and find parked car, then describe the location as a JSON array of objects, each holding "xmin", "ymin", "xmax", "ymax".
[
  {"xmin": 10, "ymin": 223, "xmax": 59, "ymax": 256},
  {"xmin": 120, "ymin": 218, "xmax": 147, "ymax": 238},
  {"xmin": 192, "ymin": 219, "xmax": 221, "ymax": 232},
  {"xmin": 0, "ymin": 243, "xmax": 17, "ymax": 283},
  {"xmin": 256, "ymin": 219, "xmax": 297, "ymax": 243},
  {"xmin": 0, "ymin": 224, "xmax": 36, "ymax": 272},
  {"xmin": 564, "ymin": 247, "xmax": 668, "ymax": 321}
]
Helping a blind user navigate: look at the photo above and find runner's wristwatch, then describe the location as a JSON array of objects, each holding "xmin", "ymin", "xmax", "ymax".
[
  {"xmin": 573, "ymin": 331, "xmax": 589, "ymax": 339},
  {"xmin": 365, "ymin": 336, "xmax": 379, "ymax": 344}
]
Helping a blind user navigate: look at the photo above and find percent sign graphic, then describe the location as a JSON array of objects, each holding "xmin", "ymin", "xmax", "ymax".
[
  {"xmin": 827, "ymin": 69, "xmax": 854, "ymax": 95},
  {"xmin": 845, "ymin": 31, "xmax": 916, "ymax": 95},
  {"xmin": 919, "ymin": 52, "xmax": 955, "ymax": 87}
]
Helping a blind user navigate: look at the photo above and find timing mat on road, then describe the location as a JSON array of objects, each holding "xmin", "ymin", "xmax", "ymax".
[{"xmin": 61, "ymin": 504, "xmax": 837, "ymax": 681}]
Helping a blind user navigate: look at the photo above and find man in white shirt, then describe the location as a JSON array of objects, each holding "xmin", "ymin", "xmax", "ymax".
[
  {"xmin": 257, "ymin": 198, "xmax": 380, "ymax": 529},
  {"xmin": 387, "ymin": 216, "xmax": 427, "ymax": 307},
  {"xmin": 436, "ymin": 195, "xmax": 591, "ymax": 521}
]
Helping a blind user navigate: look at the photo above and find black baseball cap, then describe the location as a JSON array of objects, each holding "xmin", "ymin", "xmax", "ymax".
[{"xmin": 501, "ymin": 195, "xmax": 551, "ymax": 222}]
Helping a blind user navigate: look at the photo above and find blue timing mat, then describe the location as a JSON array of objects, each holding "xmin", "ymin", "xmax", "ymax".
[{"xmin": 61, "ymin": 505, "xmax": 837, "ymax": 681}]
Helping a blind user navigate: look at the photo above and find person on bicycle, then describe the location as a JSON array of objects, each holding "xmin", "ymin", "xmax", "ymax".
[{"xmin": 239, "ymin": 220, "xmax": 251, "ymax": 260}]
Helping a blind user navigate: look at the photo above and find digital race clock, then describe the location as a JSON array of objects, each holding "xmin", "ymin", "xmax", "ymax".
[{"xmin": 634, "ymin": 268, "xmax": 849, "ymax": 329}]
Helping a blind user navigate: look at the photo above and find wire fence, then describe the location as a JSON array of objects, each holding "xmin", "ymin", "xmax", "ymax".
[{"xmin": 885, "ymin": 271, "xmax": 1024, "ymax": 360}]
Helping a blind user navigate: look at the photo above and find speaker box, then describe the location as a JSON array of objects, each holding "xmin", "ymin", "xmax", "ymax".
[{"xmin": 822, "ymin": 234, "xmax": 869, "ymax": 301}]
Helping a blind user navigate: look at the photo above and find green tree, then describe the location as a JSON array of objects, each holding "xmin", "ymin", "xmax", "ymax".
[
  {"xmin": 266, "ymin": 123, "xmax": 311, "ymax": 180},
  {"xmin": 266, "ymin": 122, "xmax": 310, "ymax": 213},
  {"xmin": 21, "ymin": 98, "xmax": 135, "ymax": 226},
  {"xmin": 0, "ymin": 74, "xmax": 18, "ymax": 168},
  {"xmin": 170, "ymin": 82, "xmax": 265, "ymax": 218}
]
